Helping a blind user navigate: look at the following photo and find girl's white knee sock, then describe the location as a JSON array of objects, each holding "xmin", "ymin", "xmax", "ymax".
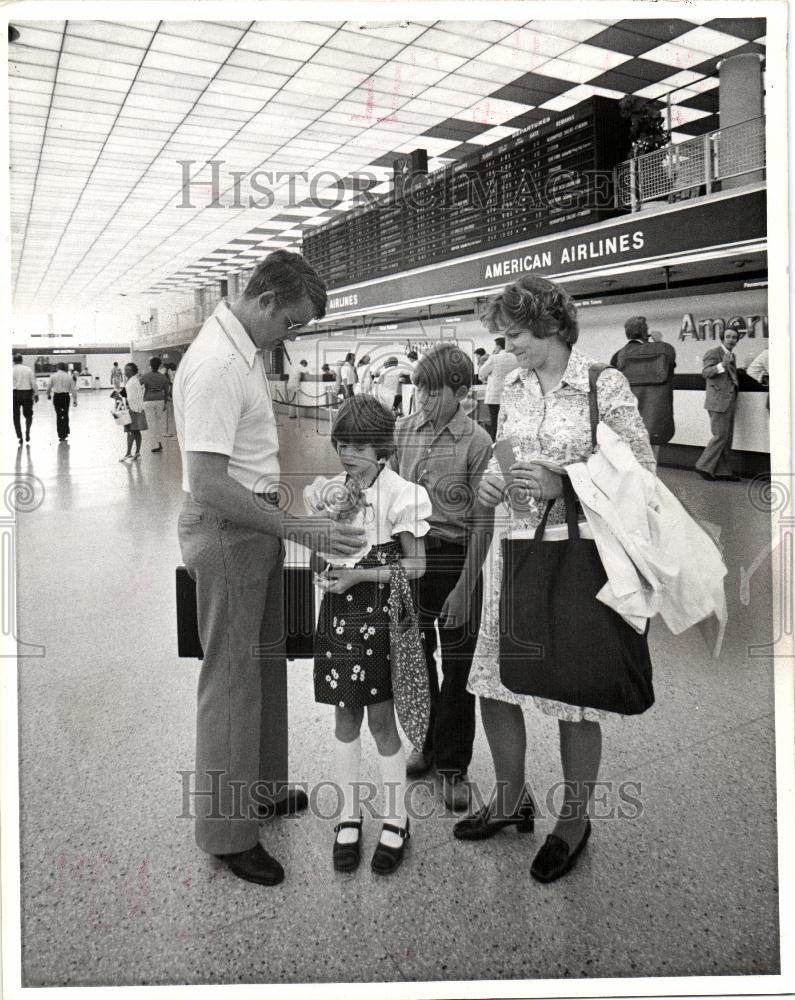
[
  {"xmin": 334, "ymin": 735, "xmax": 362, "ymax": 845},
  {"xmin": 378, "ymin": 743, "xmax": 408, "ymax": 849}
]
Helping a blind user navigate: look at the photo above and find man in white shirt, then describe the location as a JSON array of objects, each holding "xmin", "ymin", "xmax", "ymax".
[
  {"xmin": 12, "ymin": 354, "xmax": 38, "ymax": 445},
  {"xmin": 174, "ymin": 250, "xmax": 365, "ymax": 887},
  {"xmin": 46, "ymin": 362, "xmax": 78, "ymax": 441},
  {"xmin": 339, "ymin": 352, "xmax": 357, "ymax": 397},
  {"xmin": 373, "ymin": 356, "xmax": 403, "ymax": 412},
  {"xmin": 478, "ymin": 337, "xmax": 520, "ymax": 440}
]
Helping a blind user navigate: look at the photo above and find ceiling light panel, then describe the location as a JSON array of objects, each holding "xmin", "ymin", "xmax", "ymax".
[
  {"xmin": 9, "ymin": 47, "xmax": 61, "ymax": 69},
  {"xmin": 665, "ymin": 72, "xmax": 719, "ymax": 92},
  {"xmin": 68, "ymin": 21, "xmax": 158, "ymax": 47},
  {"xmin": 527, "ymin": 20, "xmax": 611, "ymax": 42},
  {"xmin": 563, "ymin": 43, "xmax": 631, "ymax": 69},
  {"xmin": 533, "ymin": 57, "xmax": 605, "ymax": 84},
  {"xmin": 442, "ymin": 73, "xmax": 506, "ymax": 98},
  {"xmin": 62, "ymin": 34, "xmax": 148, "ymax": 65},
  {"xmin": 497, "ymin": 27, "xmax": 573, "ymax": 58},
  {"xmin": 56, "ymin": 67, "xmax": 136, "ymax": 93},
  {"xmin": 412, "ymin": 27, "xmax": 496, "ymax": 59},
  {"xmin": 668, "ymin": 106, "xmax": 711, "ymax": 126},
  {"xmin": 325, "ymin": 32, "xmax": 406, "ymax": 60},
  {"xmin": 136, "ymin": 67, "xmax": 211, "ymax": 93},
  {"xmin": 461, "ymin": 97, "xmax": 536, "ymax": 124},
  {"xmin": 226, "ymin": 48, "xmax": 302, "ymax": 74},
  {"xmin": 641, "ymin": 41, "xmax": 712, "ymax": 69},
  {"xmin": 159, "ymin": 21, "xmax": 248, "ymax": 46},
  {"xmin": 238, "ymin": 32, "xmax": 318, "ymax": 63},
  {"xmin": 9, "ymin": 75, "xmax": 55, "ymax": 96},
  {"xmin": 674, "ymin": 26, "xmax": 746, "ymax": 56},
  {"xmin": 144, "ymin": 51, "xmax": 226, "ymax": 78},
  {"xmin": 437, "ymin": 20, "xmax": 520, "ymax": 44},
  {"xmin": 393, "ymin": 45, "xmax": 468, "ymax": 74},
  {"xmin": 313, "ymin": 49, "xmax": 386, "ymax": 76},
  {"xmin": 150, "ymin": 30, "xmax": 236, "ymax": 64}
]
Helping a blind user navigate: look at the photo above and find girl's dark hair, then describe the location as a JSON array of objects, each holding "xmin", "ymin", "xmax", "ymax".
[
  {"xmin": 483, "ymin": 274, "xmax": 579, "ymax": 345},
  {"xmin": 331, "ymin": 395, "xmax": 396, "ymax": 461},
  {"xmin": 125, "ymin": 362, "xmax": 139, "ymax": 375}
]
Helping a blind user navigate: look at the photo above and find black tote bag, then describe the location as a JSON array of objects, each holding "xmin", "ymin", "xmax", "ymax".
[{"xmin": 498, "ymin": 464, "xmax": 654, "ymax": 717}]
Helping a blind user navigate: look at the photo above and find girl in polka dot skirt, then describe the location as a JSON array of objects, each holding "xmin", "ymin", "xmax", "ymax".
[{"xmin": 305, "ymin": 395, "xmax": 431, "ymax": 875}]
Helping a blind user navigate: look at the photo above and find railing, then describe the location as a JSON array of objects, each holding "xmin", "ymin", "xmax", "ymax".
[{"xmin": 614, "ymin": 116, "xmax": 766, "ymax": 211}]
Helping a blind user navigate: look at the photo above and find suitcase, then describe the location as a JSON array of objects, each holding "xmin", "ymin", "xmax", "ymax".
[{"xmin": 176, "ymin": 565, "xmax": 315, "ymax": 660}]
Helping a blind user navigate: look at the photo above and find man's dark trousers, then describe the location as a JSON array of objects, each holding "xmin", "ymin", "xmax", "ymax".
[
  {"xmin": 413, "ymin": 540, "xmax": 482, "ymax": 777},
  {"xmin": 13, "ymin": 389, "xmax": 34, "ymax": 440},
  {"xmin": 52, "ymin": 393, "xmax": 71, "ymax": 439}
]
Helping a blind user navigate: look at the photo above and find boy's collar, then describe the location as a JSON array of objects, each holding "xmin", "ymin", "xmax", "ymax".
[{"xmin": 413, "ymin": 402, "xmax": 468, "ymax": 438}]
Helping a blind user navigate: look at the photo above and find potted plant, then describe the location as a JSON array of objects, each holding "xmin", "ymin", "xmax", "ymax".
[{"xmin": 619, "ymin": 96, "xmax": 670, "ymax": 157}]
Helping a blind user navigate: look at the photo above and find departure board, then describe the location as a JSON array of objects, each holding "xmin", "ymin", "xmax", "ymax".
[{"xmin": 302, "ymin": 97, "xmax": 632, "ymax": 287}]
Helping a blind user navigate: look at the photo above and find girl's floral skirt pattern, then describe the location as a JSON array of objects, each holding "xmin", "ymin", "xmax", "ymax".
[{"xmin": 314, "ymin": 541, "xmax": 400, "ymax": 709}]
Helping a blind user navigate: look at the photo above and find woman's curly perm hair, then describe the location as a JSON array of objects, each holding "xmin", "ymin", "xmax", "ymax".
[{"xmin": 482, "ymin": 274, "xmax": 579, "ymax": 345}]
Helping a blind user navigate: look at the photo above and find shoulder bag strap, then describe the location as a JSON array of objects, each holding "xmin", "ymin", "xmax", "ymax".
[{"xmin": 588, "ymin": 363, "xmax": 610, "ymax": 450}]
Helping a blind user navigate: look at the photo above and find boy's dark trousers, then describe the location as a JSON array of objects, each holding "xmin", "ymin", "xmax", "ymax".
[{"xmin": 413, "ymin": 539, "xmax": 482, "ymax": 777}]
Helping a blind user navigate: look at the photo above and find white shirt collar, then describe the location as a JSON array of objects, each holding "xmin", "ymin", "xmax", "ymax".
[{"xmin": 213, "ymin": 300, "xmax": 259, "ymax": 369}]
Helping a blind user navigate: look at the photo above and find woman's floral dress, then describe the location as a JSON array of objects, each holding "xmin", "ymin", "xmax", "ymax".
[{"xmin": 467, "ymin": 347, "xmax": 656, "ymax": 722}]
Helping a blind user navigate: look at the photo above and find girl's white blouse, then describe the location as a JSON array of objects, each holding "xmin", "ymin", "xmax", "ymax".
[{"xmin": 304, "ymin": 467, "xmax": 432, "ymax": 566}]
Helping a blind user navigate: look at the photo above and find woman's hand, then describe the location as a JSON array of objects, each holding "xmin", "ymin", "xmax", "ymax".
[
  {"xmin": 477, "ymin": 472, "xmax": 506, "ymax": 508},
  {"xmin": 440, "ymin": 584, "xmax": 469, "ymax": 629},
  {"xmin": 509, "ymin": 461, "xmax": 564, "ymax": 500},
  {"xmin": 316, "ymin": 568, "xmax": 358, "ymax": 594}
]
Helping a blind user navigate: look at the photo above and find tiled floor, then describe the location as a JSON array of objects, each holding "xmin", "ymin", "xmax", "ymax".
[{"xmin": 13, "ymin": 392, "xmax": 782, "ymax": 987}]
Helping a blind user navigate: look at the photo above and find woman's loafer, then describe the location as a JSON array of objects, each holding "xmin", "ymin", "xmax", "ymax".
[
  {"xmin": 530, "ymin": 817, "xmax": 591, "ymax": 883},
  {"xmin": 371, "ymin": 818, "xmax": 410, "ymax": 875},
  {"xmin": 333, "ymin": 815, "xmax": 363, "ymax": 873},
  {"xmin": 453, "ymin": 796, "xmax": 535, "ymax": 841}
]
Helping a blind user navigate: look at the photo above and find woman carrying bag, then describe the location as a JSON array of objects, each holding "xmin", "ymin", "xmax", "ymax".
[
  {"xmin": 453, "ymin": 275, "xmax": 656, "ymax": 883},
  {"xmin": 117, "ymin": 362, "xmax": 148, "ymax": 462}
]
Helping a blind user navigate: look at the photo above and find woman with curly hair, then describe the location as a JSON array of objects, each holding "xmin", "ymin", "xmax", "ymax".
[{"xmin": 453, "ymin": 275, "xmax": 656, "ymax": 883}]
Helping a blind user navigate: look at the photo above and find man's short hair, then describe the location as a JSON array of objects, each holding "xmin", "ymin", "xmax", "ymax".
[
  {"xmin": 494, "ymin": 337, "xmax": 506, "ymax": 350},
  {"xmin": 474, "ymin": 348, "xmax": 487, "ymax": 358},
  {"xmin": 150, "ymin": 357, "xmax": 161, "ymax": 371},
  {"xmin": 413, "ymin": 343, "xmax": 474, "ymax": 393},
  {"xmin": 57, "ymin": 362, "xmax": 68, "ymax": 371},
  {"xmin": 243, "ymin": 249, "xmax": 327, "ymax": 319},
  {"xmin": 625, "ymin": 316, "xmax": 648, "ymax": 340},
  {"xmin": 13, "ymin": 354, "xmax": 23, "ymax": 364}
]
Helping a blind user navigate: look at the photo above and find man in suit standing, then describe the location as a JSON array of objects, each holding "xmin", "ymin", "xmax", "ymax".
[
  {"xmin": 695, "ymin": 328, "xmax": 741, "ymax": 482},
  {"xmin": 610, "ymin": 316, "xmax": 676, "ymax": 460}
]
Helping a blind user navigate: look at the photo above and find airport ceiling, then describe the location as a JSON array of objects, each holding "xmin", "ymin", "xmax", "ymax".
[{"xmin": 9, "ymin": 16, "xmax": 766, "ymax": 312}]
